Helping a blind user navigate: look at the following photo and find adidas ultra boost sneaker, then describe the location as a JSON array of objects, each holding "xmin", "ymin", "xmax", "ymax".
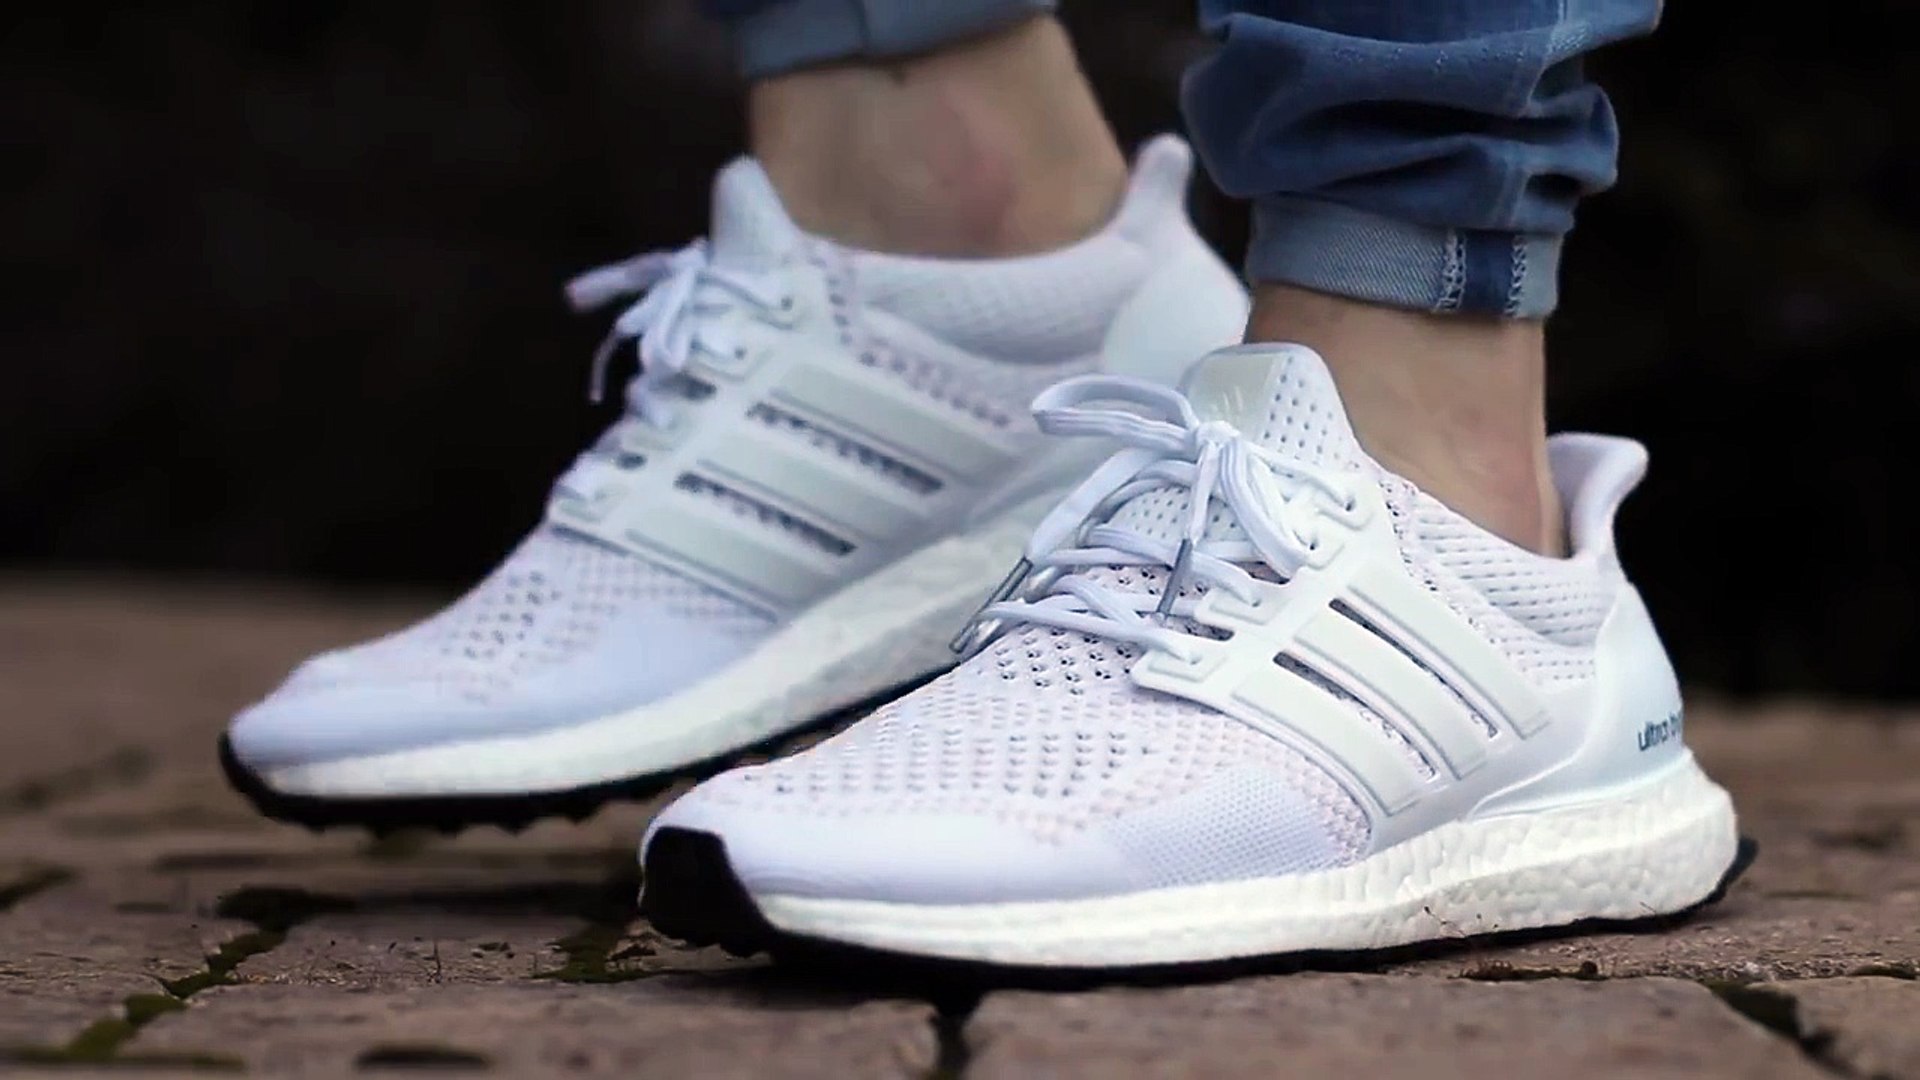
[
  {"xmin": 639, "ymin": 343, "xmax": 1741, "ymax": 968},
  {"xmin": 222, "ymin": 137, "xmax": 1249, "ymax": 832}
]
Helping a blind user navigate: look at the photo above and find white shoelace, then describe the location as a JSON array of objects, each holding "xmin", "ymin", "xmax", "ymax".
[
  {"xmin": 954, "ymin": 375, "xmax": 1363, "ymax": 662},
  {"xmin": 551, "ymin": 243, "xmax": 792, "ymax": 502},
  {"xmin": 565, "ymin": 241, "xmax": 791, "ymax": 427}
]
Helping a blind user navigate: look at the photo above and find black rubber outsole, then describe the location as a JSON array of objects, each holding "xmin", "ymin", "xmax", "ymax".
[
  {"xmin": 220, "ymin": 733, "xmax": 696, "ymax": 835},
  {"xmin": 639, "ymin": 827, "xmax": 1760, "ymax": 989},
  {"xmin": 219, "ymin": 675, "xmax": 938, "ymax": 835}
]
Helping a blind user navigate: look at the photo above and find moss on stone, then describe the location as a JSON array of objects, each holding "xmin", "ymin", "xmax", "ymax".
[{"xmin": 534, "ymin": 920, "xmax": 651, "ymax": 984}]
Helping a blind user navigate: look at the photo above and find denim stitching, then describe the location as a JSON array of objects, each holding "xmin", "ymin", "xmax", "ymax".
[
  {"xmin": 1435, "ymin": 230, "xmax": 1465, "ymax": 314},
  {"xmin": 1505, "ymin": 233, "xmax": 1528, "ymax": 318}
]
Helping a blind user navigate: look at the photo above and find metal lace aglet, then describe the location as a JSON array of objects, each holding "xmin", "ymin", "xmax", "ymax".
[
  {"xmin": 1155, "ymin": 539, "xmax": 1194, "ymax": 622},
  {"xmin": 587, "ymin": 330, "xmax": 624, "ymax": 405},
  {"xmin": 949, "ymin": 557, "xmax": 1032, "ymax": 654}
]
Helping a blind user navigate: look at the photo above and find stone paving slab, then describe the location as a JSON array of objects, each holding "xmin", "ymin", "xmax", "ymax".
[
  {"xmin": 967, "ymin": 974, "xmax": 1825, "ymax": 1079},
  {"xmin": 231, "ymin": 910, "xmax": 577, "ymax": 989},
  {"xmin": 1750, "ymin": 976, "xmax": 1920, "ymax": 1080},
  {"xmin": 203, "ymin": 868, "xmax": 752, "ymax": 987},
  {"xmin": 1379, "ymin": 889, "xmax": 1919, "ymax": 984},
  {"xmin": 0, "ymin": 721, "xmax": 674, "ymax": 886},
  {"xmin": 0, "ymin": 880, "xmax": 249, "ymax": 1049},
  {"xmin": 136, "ymin": 981, "xmax": 938, "ymax": 1077}
]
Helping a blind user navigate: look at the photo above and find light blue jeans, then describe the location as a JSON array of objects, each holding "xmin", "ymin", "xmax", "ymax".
[{"xmin": 699, "ymin": 0, "xmax": 1661, "ymax": 319}]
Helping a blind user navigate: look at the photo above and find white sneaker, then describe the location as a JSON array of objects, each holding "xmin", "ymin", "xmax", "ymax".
[
  {"xmin": 222, "ymin": 137, "xmax": 1249, "ymax": 832},
  {"xmin": 638, "ymin": 344, "xmax": 1741, "ymax": 968}
]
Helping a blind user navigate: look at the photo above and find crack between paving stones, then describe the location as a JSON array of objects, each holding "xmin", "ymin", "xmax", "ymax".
[
  {"xmin": 2, "ymin": 885, "xmax": 353, "ymax": 1070},
  {"xmin": 1705, "ymin": 981, "xmax": 1855, "ymax": 1078},
  {"xmin": 531, "ymin": 861, "xmax": 657, "ymax": 984},
  {"xmin": 535, "ymin": 914, "xmax": 726, "ymax": 984},
  {"xmin": 925, "ymin": 992, "xmax": 979, "ymax": 1080},
  {"xmin": 1417, "ymin": 958, "xmax": 1892, "ymax": 1080},
  {"xmin": 1440, "ymin": 959, "xmax": 1894, "ymax": 1080},
  {"xmin": 535, "ymin": 917, "xmax": 660, "ymax": 984},
  {"xmin": 912, "ymin": 969, "xmax": 1894, "ymax": 1080},
  {"xmin": 1455, "ymin": 959, "xmax": 1605, "ymax": 982}
]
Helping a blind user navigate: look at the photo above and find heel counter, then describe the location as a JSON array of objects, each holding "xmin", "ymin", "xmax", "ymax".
[
  {"xmin": 1475, "ymin": 580, "xmax": 1690, "ymax": 818},
  {"xmin": 1100, "ymin": 230, "xmax": 1248, "ymax": 386},
  {"xmin": 1585, "ymin": 583, "xmax": 1689, "ymax": 782}
]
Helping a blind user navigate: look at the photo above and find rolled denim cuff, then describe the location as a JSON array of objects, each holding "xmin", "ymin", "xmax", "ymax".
[
  {"xmin": 1249, "ymin": 196, "xmax": 1563, "ymax": 319},
  {"xmin": 731, "ymin": 0, "xmax": 1056, "ymax": 79}
]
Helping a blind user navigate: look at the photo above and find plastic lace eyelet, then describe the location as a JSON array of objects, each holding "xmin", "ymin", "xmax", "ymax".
[
  {"xmin": 1302, "ymin": 532, "xmax": 1342, "ymax": 569},
  {"xmin": 758, "ymin": 290, "xmax": 804, "ymax": 329},
  {"xmin": 1331, "ymin": 492, "xmax": 1373, "ymax": 529}
]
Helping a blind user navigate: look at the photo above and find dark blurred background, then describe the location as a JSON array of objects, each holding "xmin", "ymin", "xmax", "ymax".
[{"xmin": 4, "ymin": 3, "xmax": 1913, "ymax": 697}]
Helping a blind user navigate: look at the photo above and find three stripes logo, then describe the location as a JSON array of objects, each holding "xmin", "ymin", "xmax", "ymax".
[
  {"xmin": 553, "ymin": 352, "xmax": 1022, "ymax": 615},
  {"xmin": 1145, "ymin": 562, "xmax": 1554, "ymax": 819}
]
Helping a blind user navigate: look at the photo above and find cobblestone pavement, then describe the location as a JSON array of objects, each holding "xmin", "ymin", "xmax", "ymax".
[{"xmin": 2, "ymin": 579, "xmax": 1917, "ymax": 1077}]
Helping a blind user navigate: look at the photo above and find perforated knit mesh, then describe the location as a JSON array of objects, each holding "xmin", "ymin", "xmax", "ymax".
[
  {"xmin": 855, "ymin": 335, "xmax": 1095, "ymax": 430},
  {"xmin": 810, "ymin": 246, "xmax": 1104, "ymax": 431},
  {"xmin": 850, "ymin": 234, "xmax": 1152, "ymax": 364},
  {"xmin": 1379, "ymin": 475, "xmax": 1601, "ymax": 688},
  {"xmin": 1256, "ymin": 357, "xmax": 1364, "ymax": 471},
  {"xmin": 955, "ymin": 569, "xmax": 1233, "ymax": 702},
  {"xmin": 709, "ymin": 156, "xmax": 1135, "ymax": 438},
  {"xmin": 705, "ymin": 676, "xmax": 1371, "ymax": 854},
  {"xmin": 1247, "ymin": 350, "xmax": 1607, "ymax": 690},
  {"xmin": 1406, "ymin": 490, "xmax": 1614, "ymax": 646},
  {"xmin": 1247, "ymin": 351, "xmax": 1608, "ymax": 684},
  {"xmin": 277, "ymin": 527, "xmax": 771, "ymax": 705}
]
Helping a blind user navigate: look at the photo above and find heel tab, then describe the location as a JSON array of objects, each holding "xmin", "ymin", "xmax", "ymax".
[
  {"xmin": 1113, "ymin": 135, "xmax": 1196, "ymax": 248},
  {"xmin": 1550, "ymin": 433, "xmax": 1649, "ymax": 562}
]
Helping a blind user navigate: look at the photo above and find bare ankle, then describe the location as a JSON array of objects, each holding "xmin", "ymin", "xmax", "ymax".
[
  {"xmin": 1246, "ymin": 283, "xmax": 1567, "ymax": 557},
  {"xmin": 748, "ymin": 16, "xmax": 1127, "ymax": 258}
]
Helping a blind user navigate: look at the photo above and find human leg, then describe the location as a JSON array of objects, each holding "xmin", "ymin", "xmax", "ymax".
[
  {"xmin": 732, "ymin": 7, "xmax": 1129, "ymax": 257},
  {"xmin": 1185, "ymin": 0, "xmax": 1660, "ymax": 553}
]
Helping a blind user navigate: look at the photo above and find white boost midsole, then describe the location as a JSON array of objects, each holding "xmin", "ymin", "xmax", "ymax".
[
  {"xmin": 751, "ymin": 756, "xmax": 1739, "ymax": 967},
  {"xmin": 262, "ymin": 503, "xmax": 1045, "ymax": 798}
]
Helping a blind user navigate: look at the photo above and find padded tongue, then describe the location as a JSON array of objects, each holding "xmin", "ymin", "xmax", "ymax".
[
  {"xmin": 1180, "ymin": 344, "xmax": 1365, "ymax": 472},
  {"xmin": 707, "ymin": 158, "xmax": 805, "ymax": 269}
]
